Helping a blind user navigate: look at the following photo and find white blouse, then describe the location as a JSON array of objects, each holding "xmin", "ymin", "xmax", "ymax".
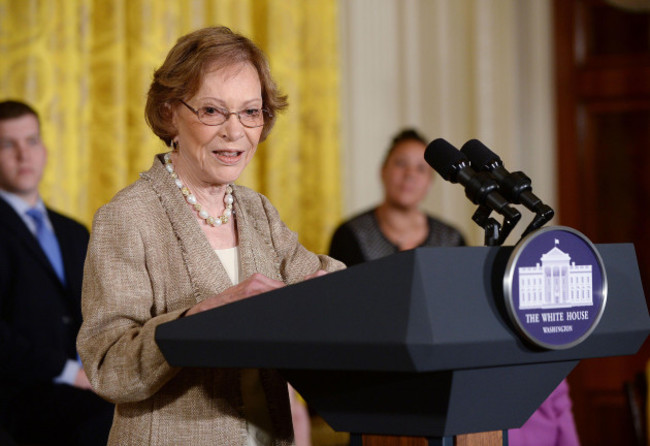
[
  {"xmin": 215, "ymin": 247, "xmax": 274, "ymax": 446},
  {"xmin": 215, "ymin": 246, "xmax": 240, "ymax": 285}
]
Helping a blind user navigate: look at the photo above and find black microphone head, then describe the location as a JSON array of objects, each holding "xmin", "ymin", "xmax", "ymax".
[
  {"xmin": 460, "ymin": 139, "xmax": 502, "ymax": 170},
  {"xmin": 424, "ymin": 138, "xmax": 469, "ymax": 182}
]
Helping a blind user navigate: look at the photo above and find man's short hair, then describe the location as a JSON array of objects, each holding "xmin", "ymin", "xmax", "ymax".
[{"xmin": 0, "ymin": 100, "xmax": 40, "ymax": 124}]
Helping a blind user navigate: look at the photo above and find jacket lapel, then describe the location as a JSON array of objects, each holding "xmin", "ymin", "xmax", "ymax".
[
  {"xmin": 141, "ymin": 155, "xmax": 233, "ymax": 302},
  {"xmin": 233, "ymin": 191, "xmax": 283, "ymax": 283}
]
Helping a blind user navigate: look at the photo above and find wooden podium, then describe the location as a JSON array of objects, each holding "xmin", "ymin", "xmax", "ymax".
[{"xmin": 156, "ymin": 245, "xmax": 649, "ymax": 445}]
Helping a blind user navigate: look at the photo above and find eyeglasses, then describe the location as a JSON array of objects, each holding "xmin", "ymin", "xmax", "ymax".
[{"xmin": 180, "ymin": 100, "xmax": 270, "ymax": 128}]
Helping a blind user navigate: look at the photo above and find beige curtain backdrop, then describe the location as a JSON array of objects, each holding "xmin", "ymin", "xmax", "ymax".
[
  {"xmin": 339, "ymin": 0, "xmax": 557, "ymax": 247},
  {"xmin": 0, "ymin": 0, "xmax": 340, "ymax": 254}
]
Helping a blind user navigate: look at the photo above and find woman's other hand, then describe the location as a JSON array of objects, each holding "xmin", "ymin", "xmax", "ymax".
[{"xmin": 185, "ymin": 273, "xmax": 285, "ymax": 316}]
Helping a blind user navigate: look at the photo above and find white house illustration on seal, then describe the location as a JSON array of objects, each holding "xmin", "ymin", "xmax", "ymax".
[{"xmin": 518, "ymin": 240, "xmax": 593, "ymax": 310}]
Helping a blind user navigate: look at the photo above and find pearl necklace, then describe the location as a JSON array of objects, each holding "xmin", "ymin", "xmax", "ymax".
[{"xmin": 164, "ymin": 152, "xmax": 234, "ymax": 226}]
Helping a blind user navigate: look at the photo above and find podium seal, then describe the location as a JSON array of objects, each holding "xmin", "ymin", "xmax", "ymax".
[{"xmin": 503, "ymin": 226, "xmax": 607, "ymax": 349}]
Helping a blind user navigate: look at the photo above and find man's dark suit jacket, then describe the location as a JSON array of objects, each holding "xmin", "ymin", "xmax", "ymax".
[{"xmin": 0, "ymin": 196, "xmax": 112, "ymax": 444}]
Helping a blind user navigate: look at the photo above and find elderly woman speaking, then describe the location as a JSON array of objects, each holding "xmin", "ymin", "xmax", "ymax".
[{"xmin": 77, "ymin": 26, "xmax": 344, "ymax": 446}]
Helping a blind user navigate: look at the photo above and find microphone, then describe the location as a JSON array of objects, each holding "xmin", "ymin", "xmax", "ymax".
[
  {"xmin": 460, "ymin": 139, "xmax": 554, "ymax": 234},
  {"xmin": 424, "ymin": 138, "xmax": 521, "ymax": 224}
]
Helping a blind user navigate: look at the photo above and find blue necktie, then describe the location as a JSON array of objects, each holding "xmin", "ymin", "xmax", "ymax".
[{"xmin": 26, "ymin": 208, "xmax": 66, "ymax": 284}]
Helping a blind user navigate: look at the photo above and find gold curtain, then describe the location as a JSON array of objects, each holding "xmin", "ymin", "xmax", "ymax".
[{"xmin": 0, "ymin": 0, "xmax": 340, "ymax": 254}]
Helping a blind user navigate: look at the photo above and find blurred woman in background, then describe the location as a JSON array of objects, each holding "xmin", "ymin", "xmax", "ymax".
[{"xmin": 329, "ymin": 128, "xmax": 465, "ymax": 266}]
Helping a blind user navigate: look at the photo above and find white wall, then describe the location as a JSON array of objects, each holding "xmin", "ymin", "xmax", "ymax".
[{"xmin": 339, "ymin": 0, "xmax": 557, "ymax": 246}]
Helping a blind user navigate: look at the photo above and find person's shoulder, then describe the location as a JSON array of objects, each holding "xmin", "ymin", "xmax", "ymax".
[
  {"xmin": 427, "ymin": 215, "xmax": 458, "ymax": 230},
  {"xmin": 103, "ymin": 177, "xmax": 157, "ymax": 211},
  {"xmin": 336, "ymin": 208, "xmax": 376, "ymax": 231},
  {"xmin": 426, "ymin": 214, "xmax": 466, "ymax": 246},
  {"xmin": 44, "ymin": 208, "xmax": 89, "ymax": 239},
  {"xmin": 103, "ymin": 154, "xmax": 168, "ymax": 209},
  {"xmin": 92, "ymin": 178, "xmax": 161, "ymax": 231},
  {"xmin": 0, "ymin": 195, "xmax": 22, "ymax": 224}
]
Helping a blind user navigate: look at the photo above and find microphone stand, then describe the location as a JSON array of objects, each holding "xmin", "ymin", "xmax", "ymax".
[
  {"xmin": 472, "ymin": 204, "xmax": 520, "ymax": 246},
  {"xmin": 462, "ymin": 172, "xmax": 521, "ymax": 246},
  {"xmin": 520, "ymin": 203, "xmax": 554, "ymax": 239}
]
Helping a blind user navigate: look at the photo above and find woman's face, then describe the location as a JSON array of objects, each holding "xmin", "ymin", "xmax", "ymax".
[
  {"xmin": 172, "ymin": 62, "xmax": 263, "ymax": 186},
  {"xmin": 381, "ymin": 139, "xmax": 432, "ymax": 210}
]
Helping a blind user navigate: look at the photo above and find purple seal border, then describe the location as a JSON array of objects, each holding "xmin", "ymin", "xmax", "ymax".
[{"xmin": 503, "ymin": 226, "xmax": 608, "ymax": 350}]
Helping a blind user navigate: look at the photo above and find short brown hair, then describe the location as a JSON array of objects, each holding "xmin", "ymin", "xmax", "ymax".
[
  {"xmin": 0, "ymin": 100, "xmax": 40, "ymax": 125},
  {"xmin": 145, "ymin": 26, "xmax": 288, "ymax": 146}
]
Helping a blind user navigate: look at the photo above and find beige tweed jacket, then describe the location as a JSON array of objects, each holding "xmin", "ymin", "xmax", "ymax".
[{"xmin": 77, "ymin": 154, "xmax": 344, "ymax": 446}]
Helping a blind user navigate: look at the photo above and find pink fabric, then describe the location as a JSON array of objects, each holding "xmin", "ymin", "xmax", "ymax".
[{"xmin": 508, "ymin": 379, "xmax": 580, "ymax": 446}]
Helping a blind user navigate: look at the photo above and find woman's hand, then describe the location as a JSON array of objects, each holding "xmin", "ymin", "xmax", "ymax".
[{"xmin": 185, "ymin": 273, "xmax": 285, "ymax": 316}]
